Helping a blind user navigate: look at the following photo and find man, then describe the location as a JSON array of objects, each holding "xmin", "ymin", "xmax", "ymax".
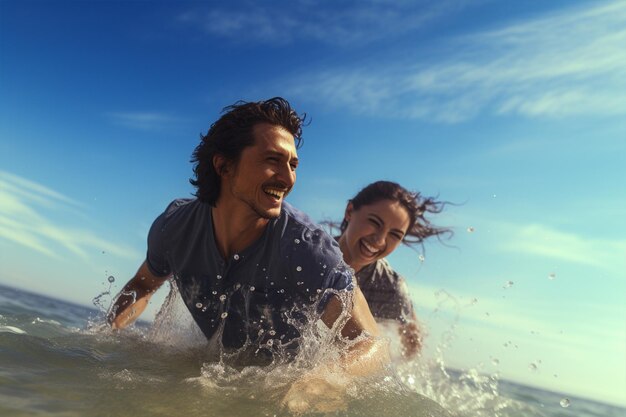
[{"xmin": 107, "ymin": 97, "xmax": 387, "ymax": 412}]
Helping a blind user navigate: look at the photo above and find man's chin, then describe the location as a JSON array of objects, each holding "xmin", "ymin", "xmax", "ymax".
[{"xmin": 254, "ymin": 205, "xmax": 282, "ymax": 220}]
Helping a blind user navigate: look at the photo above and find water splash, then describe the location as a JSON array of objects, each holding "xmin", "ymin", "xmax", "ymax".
[{"xmin": 91, "ymin": 281, "xmax": 534, "ymax": 416}]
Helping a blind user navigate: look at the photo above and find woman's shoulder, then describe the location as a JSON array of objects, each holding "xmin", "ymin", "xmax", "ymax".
[
  {"xmin": 373, "ymin": 258, "xmax": 403, "ymax": 282},
  {"xmin": 357, "ymin": 258, "xmax": 403, "ymax": 290}
]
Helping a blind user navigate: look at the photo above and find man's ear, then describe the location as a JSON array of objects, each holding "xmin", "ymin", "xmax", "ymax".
[
  {"xmin": 213, "ymin": 154, "xmax": 229, "ymax": 176},
  {"xmin": 344, "ymin": 201, "xmax": 354, "ymax": 223}
]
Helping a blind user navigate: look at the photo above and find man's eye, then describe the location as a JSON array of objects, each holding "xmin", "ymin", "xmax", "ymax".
[
  {"xmin": 368, "ymin": 219, "xmax": 380, "ymax": 227},
  {"xmin": 290, "ymin": 164, "xmax": 298, "ymax": 171}
]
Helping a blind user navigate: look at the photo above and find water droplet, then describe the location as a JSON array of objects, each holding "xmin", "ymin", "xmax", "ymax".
[
  {"xmin": 195, "ymin": 302, "xmax": 203, "ymax": 309},
  {"xmin": 503, "ymin": 280, "xmax": 514, "ymax": 288},
  {"xmin": 140, "ymin": 276, "xmax": 146, "ymax": 280},
  {"xmin": 279, "ymin": 289, "xmax": 285, "ymax": 293},
  {"xmin": 233, "ymin": 254, "xmax": 240, "ymax": 260},
  {"xmin": 296, "ymin": 281, "xmax": 303, "ymax": 285},
  {"xmin": 212, "ymin": 290, "xmax": 217, "ymax": 295},
  {"xmin": 492, "ymin": 194, "xmax": 497, "ymax": 198},
  {"xmin": 470, "ymin": 298, "xmax": 478, "ymax": 305},
  {"xmin": 316, "ymin": 289, "xmax": 322, "ymax": 294},
  {"xmin": 467, "ymin": 227, "xmax": 475, "ymax": 233},
  {"xmin": 418, "ymin": 254, "xmax": 425, "ymax": 262},
  {"xmin": 270, "ymin": 281, "xmax": 274, "ymax": 286},
  {"xmin": 296, "ymin": 266, "xmax": 302, "ymax": 272},
  {"xmin": 219, "ymin": 294, "xmax": 227, "ymax": 302},
  {"xmin": 560, "ymin": 398, "xmax": 570, "ymax": 408},
  {"xmin": 249, "ymin": 286, "xmax": 255, "ymax": 291},
  {"xmin": 234, "ymin": 283, "xmax": 241, "ymax": 290},
  {"xmin": 492, "ymin": 358, "xmax": 500, "ymax": 365},
  {"xmin": 548, "ymin": 272, "xmax": 556, "ymax": 280},
  {"xmin": 107, "ymin": 276, "xmax": 115, "ymax": 283},
  {"xmin": 407, "ymin": 376, "xmax": 415, "ymax": 385},
  {"xmin": 217, "ymin": 274, "xmax": 222, "ymax": 280},
  {"xmin": 201, "ymin": 306, "xmax": 207, "ymax": 312},
  {"xmin": 266, "ymin": 339, "xmax": 274, "ymax": 346},
  {"xmin": 529, "ymin": 362, "xmax": 538, "ymax": 371},
  {"xmin": 269, "ymin": 330, "xmax": 276, "ymax": 336},
  {"xmin": 294, "ymin": 238, "xmax": 300, "ymax": 244},
  {"xmin": 322, "ymin": 264, "xmax": 327, "ymax": 269},
  {"xmin": 221, "ymin": 312, "xmax": 228, "ymax": 319}
]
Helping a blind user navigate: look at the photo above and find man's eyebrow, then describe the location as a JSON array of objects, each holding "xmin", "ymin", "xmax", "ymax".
[{"xmin": 265, "ymin": 150, "xmax": 299, "ymax": 163}]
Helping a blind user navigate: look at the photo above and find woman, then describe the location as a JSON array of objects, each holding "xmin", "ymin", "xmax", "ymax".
[{"xmin": 335, "ymin": 181, "xmax": 450, "ymax": 359}]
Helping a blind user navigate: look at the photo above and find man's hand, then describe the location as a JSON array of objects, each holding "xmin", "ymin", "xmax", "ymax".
[{"xmin": 282, "ymin": 364, "xmax": 348, "ymax": 414}]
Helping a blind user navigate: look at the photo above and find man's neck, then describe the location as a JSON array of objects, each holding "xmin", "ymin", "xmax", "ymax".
[{"xmin": 211, "ymin": 202, "xmax": 270, "ymax": 259}]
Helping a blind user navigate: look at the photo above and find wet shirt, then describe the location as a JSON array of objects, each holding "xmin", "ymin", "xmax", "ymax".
[
  {"xmin": 146, "ymin": 199, "xmax": 353, "ymax": 353},
  {"xmin": 356, "ymin": 258, "xmax": 415, "ymax": 325}
]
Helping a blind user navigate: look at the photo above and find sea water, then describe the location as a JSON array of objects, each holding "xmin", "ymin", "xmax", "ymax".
[{"xmin": 0, "ymin": 282, "xmax": 623, "ymax": 417}]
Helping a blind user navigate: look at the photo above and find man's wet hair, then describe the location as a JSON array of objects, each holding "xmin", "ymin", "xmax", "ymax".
[{"xmin": 190, "ymin": 97, "xmax": 305, "ymax": 205}]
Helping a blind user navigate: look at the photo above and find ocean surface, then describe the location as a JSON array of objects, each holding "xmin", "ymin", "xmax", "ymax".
[{"xmin": 0, "ymin": 282, "xmax": 623, "ymax": 417}]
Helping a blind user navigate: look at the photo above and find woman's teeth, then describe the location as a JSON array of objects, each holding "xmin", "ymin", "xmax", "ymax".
[{"xmin": 361, "ymin": 240, "xmax": 379, "ymax": 256}]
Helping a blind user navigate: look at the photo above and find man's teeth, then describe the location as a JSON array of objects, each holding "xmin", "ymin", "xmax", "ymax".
[{"xmin": 264, "ymin": 188, "xmax": 284, "ymax": 199}]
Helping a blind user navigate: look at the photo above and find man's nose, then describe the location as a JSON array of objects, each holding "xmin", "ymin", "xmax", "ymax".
[{"xmin": 277, "ymin": 163, "xmax": 296, "ymax": 188}]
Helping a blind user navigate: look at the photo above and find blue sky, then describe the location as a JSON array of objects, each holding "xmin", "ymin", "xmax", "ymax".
[{"xmin": 1, "ymin": 0, "xmax": 625, "ymax": 408}]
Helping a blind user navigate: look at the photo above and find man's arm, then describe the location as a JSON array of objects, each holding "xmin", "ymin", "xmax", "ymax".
[
  {"xmin": 107, "ymin": 260, "xmax": 170, "ymax": 329},
  {"xmin": 282, "ymin": 287, "xmax": 390, "ymax": 413},
  {"xmin": 320, "ymin": 286, "xmax": 390, "ymax": 376}
]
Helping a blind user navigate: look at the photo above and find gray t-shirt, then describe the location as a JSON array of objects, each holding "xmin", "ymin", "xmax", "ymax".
[
  {"xmin": 356, "ymin": 258, "xmax": 415, "ymax": 324},
  {"xmin": 146, "ymin": 199, "xmax": 353, "ymax": 353}
]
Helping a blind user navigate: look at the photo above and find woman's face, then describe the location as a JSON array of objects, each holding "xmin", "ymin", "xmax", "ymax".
[{"xmin": 339, "ymin": 199, "xmax": 411, "ymax": 272}]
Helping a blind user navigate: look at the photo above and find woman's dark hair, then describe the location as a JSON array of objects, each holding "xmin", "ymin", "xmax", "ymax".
[
  {"xmin": 190, "ymin": 97, "xmax": 305, "ymax": 205},
  {"xmin": 340, "ymin": 181, "xmax": 452, "ymax": 247}
]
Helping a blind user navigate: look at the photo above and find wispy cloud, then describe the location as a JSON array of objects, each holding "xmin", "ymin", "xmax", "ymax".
[
  {"xmin": 106, "ymin": 111, "xmax": 186, "ymax": 131},
  {"xmin": 285, "ymin": 2, "xmax": 626, "ymax": 122},
  {"xmin": 177, "ymin": 0, "xmax": 474, "ymax": 45},
  {"xmin": 411, "ymin": 283, "xmax": 625, "ymax": 353},
  {"xmin": 0, "ymin": 171, "xmax": 139, "ymax": 261},
  {"xmin": 499, "ymin": 223, "xmax": 626, "ymax": 272}
]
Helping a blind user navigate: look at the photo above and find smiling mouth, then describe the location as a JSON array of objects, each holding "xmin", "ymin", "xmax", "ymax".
[
  {"xmin": 263, "ymin": 187, "xmax": 286, "ymax": 201},
  {"xmin": 360, "ymin": 240, "xmax": 382, "ymax": 258}
]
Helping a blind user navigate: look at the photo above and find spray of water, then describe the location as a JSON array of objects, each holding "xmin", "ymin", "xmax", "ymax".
[{"xmin": 88, "ymin": 278, "xmax": 538, "ymax": 416}]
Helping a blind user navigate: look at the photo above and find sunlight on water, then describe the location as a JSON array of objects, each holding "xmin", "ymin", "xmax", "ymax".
[
  {"xmin": 1, "ymin": 283, "xmax": 625, "ymax": 416},
  {"xmin": 101, "ymin": 282, "xmax": 536, "ymax": 416}
]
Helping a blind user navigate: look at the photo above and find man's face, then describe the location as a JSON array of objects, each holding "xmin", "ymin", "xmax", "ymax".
[{"xmin": 225, "ymin": 123, "xmax": 298, "ymax": 219}]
